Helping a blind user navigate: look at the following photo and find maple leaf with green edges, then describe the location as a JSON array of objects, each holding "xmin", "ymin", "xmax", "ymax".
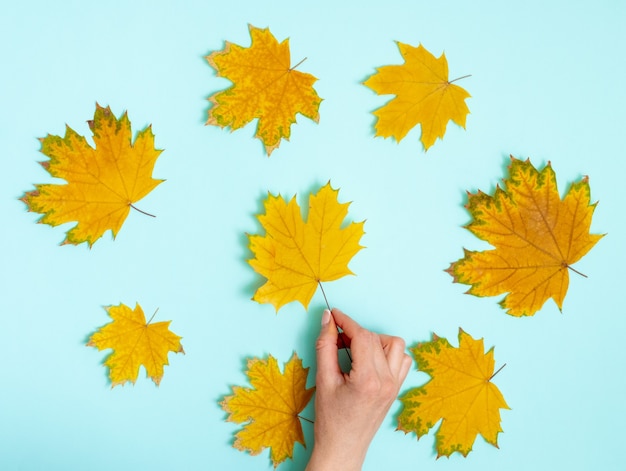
[
  {"xmin": 206, "ymin": 25, "xmax": 322, "ymax": 155},
  {"xmin": 447, "ymin": 156, "xmax": 603, "ymax": 316},
  {"xmin": 398, "ymin": 329, "xmax": 509, "ymax": 457},
  {"xmin": 21, "ymin": 104, "xmax": 163, "ymax": 246}
]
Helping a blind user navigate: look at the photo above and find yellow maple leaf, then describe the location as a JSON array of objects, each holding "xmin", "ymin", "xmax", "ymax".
[
  {"xmin": 447, "ymin": 156, "xmax": 603, "ymax": 316},
  {"xmin": 248, "ymin": 182, "xmax": 365, "ymax": 311},
  {"xmin": 87, "ymin": 303, "xmax": 184, "ymax": 387},
  {"xmin": 398, "ymin": 329, "xmax": 509, "ymax": 458},
  {"xmin": 20, "ymin": 104, "xmax": 163, "ymax": 247},
  {"xmin": 221, "ymin": 353, "xmax": 315, "ymax": 468},
  {"xmin": 363, "ymin": 42, "xmax": 470, "ymax": 151},
  {"xmin": 205, "ymin": 24, "xmax": 322, "ymax": 155}
]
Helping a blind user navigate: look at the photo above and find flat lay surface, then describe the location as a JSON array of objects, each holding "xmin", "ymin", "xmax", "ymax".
[{"xmin": 1, "ymin": 1, "xmax": 624, "ymax": 469}]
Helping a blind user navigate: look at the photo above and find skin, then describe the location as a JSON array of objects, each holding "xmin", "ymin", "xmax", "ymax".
[{"xmin": 305, "ymin": 308, "xmax": 412, "ymax": 470}]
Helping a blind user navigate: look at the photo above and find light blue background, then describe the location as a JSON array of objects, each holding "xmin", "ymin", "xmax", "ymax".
[{"xmin": 2, "ymin": 1, "xmax": 624, "ymax": 470}]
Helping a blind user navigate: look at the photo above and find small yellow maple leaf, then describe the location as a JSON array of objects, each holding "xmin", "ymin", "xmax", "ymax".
[
  {"xmin": 20, "ymin": 104, "xmax": 163, "ymax": 247},
  {"xmin": 363, "ymin": 42, "xmax": 470, "ymax": 151},
  {"xmin": 398, "ymin": 329, "xmax": 509, "ymax": 458},
  {"xmin": 87, "ymin": 303, "xmax": 184, "ymax": 387},
  {"xmin": 221, "ymin": 353, "xmax": 315, "ymax": 468},
  {"xmin": 205, "ymin": 24, "xmax": 322, "ymax": 155},
  {"xmin": 248, "ymin": 182, "xmax": 365, "ymax": 311},
  {"xmin": 447, "ymin": 156, "xmax": 604, "ymax": 316}
]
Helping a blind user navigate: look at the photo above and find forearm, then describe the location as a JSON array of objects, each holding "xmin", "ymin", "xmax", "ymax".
[
  {"xmin": 307, "ymin": 309, "xmax": 411, "ymax": 471},
  {"xmin": 305, "ymin": 444, "xmax": 365, "ymax": 471}
]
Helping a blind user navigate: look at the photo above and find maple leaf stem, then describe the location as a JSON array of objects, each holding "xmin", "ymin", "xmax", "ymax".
[
  {"xmin": 317, "ymin": 281, "xmax": 353, "ymax": 363},
  {"xmin": 489, "ymin": 363, "xmax": 506, "ymax": 381},
  {"xmin": 147, "ymin": 308, "xmax": 159, "ymax": 325},
  {"xmin": 449, "ymin": 74, "xmax": 472, "ymax": 84},
  {"xmin": 298, "ymin": 415, "xmax": 314, "ymax": 424},
  {"xmin": 566, "ymin": 265, "xmax": 588, "ymax": 278},
  {"xmin": 130, "ymin": 203, "xmax": 156, "ymax": 218},
  {"xmin": 318, "ymin": 281, "xmax": 331, "ymax": 311},
  {"xmin": 290, "ymin": 57, "xmax": 307, "ymax": 71}
]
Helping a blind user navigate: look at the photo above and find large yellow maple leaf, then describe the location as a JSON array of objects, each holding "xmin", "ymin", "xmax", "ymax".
[
  {"xmin": 206, "ymin": 25, "xmax": 322, "ymax": 156},
  {"xmin": 363, "ymin": 42, "xmax": 470, "ymax": 151},
  {"xmin": 87, "ymin": 303, "xmax": 184, "ymax": 387},
  {"xmin": 397, "ymin": 329, "xmax": 509, "ymax": 458},
  {"xmin": 248, "ymin": 182, "xmax": 365, "ymax": 311},
  {"xmin": 221, "ymin": 353, "xmax": 315, "ymax": 468},
  {"xmin": 20, "ymin": 104, "xmax": 163, "ymax": 247},
  {"xmin": 447, "ymin": 156, "xmax": 603, "ymax": 317}
]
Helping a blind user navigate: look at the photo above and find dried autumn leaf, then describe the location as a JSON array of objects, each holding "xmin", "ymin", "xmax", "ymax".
[
  {"xmin": 398, "ymin": 329, "xmax": 509, "ymax": 458},
  {"xmin": 87, "ymin": 303, "xmax": 183, "ymax": 387},
  {"xmin": 248, "ymin": 182, "xmax": 365, "ymax": 311},
  {"xmin": 363, "ymin": 42, "xmax": 470, "ymax": 151},
  {"xmin": 20, "ymin": 104, "xmax": 163, "ymax": 247},
  {"xmin": 447, "ymin": 156, "xmax": 603, "ymax": 316},
  {"xmin": 206, "ymin": 25, "xmax": 322, "ymax": 155},
  {"xmin": 221, "ymin": 353, "xmax": 314, "ymax": 468}
]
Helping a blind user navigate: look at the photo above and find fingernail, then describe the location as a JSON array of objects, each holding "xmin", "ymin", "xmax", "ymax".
[{"xmin": 321, "ymin": 309, "xmax": 331, "ymax": 327}]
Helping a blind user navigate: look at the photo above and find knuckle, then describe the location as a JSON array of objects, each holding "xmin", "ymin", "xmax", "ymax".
[
  {"xmin": 361, "ymin": 376, "xmax": 383, "ymax": 395},
  {"xmin": 360, "ymin": 374, "xmax": 398, "ymax": 401},
  {"xmin": 390, "ymin": 336, "xmax": 406, "ymax": 351},
  {"xmin": 356, "ymin": 327, "xmax": 374, "ymax": 341},
  {"xmin": 315, "ymin": 335, "xmax": 330, "ymax": 352}
]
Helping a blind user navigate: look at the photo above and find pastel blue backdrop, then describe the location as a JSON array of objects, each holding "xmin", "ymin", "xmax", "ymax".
[{"xmin": 2, "ymin": 1, "xmax": 624, "ymax": 470}]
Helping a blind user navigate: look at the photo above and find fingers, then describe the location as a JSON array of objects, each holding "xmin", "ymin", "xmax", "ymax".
[
  {"xmin": 336, "ymin": 331, "xmax": 351, "ymax": 350},
  {"xmin": 378, "ymin": 333, "xmax": 412, "ymax": 380},
  {"xmin": 332, "ymin": 309, "xmax": 382, "ymax": 372},
  {"xmin": 330, "ymin": 308, "xmax": 362, "ymax": 339},
  {"xmin": 315, "ymin": 309, "xmax": 342, "ymax": 385},
  {"xmin": 331, "ymin": 308, "xmax": 412, "ymax": 383},
  {"xmin": 399, "ymin": 353, "xmax": 413, "ymax": 382}
]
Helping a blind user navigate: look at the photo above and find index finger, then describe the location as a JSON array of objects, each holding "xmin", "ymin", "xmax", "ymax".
[
  {"xmin": 331, "ymin": 308, "xmax": 388, "ymax": 368},
  {"xmin": 332, "ymin": 309, "xmax": 398, "ymax": 350},
  {"xmin": 332, "ymin": 309, "xmax": 410, "ymax": 377},
  {"xmin": 330, "ymin": 308, "xmax": 363, "ymax": 340}
]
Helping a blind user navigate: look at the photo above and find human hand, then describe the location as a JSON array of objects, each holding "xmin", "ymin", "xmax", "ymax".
[{"xmin": 305, "ymin": 308, "xmax": 412, "ymax": 471}]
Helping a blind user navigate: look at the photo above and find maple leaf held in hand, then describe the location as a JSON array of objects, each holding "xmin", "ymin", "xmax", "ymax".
[
  {"xmin": 363, "ymin": 42, "xmax": 470, "ymax": 151},
  {"xmin": 221, "ymin": 353, "xmax": 315, "ymax": 468},
  {"xmin": 87, "ymin": 303, "xmax": 184, "ymax": 387},
  {"xmin": 248, "ymin": 182, "xmax": 365, "ymax": 311},
  {"xmin": 20, "ymin": 104, "xmax": 163, "ymax": 247},
  {"xmin": 447, "ymin": 156, "xmax": 603, "ymax": 317},
  {"xmin": 397, "ymin": 329, "xmax": 509, "ymax": 458},
  {"xmin": 206, "ymin": 25, "xmax": 322, "ymax": 155}
]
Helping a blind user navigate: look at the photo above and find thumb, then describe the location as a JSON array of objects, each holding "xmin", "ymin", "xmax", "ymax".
[{"xmin": 315, "ymin": 309, "xmax": 342, "ymax": 384}]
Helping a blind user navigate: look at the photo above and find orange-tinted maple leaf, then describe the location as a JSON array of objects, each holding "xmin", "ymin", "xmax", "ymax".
[
  {"xmin": 398, "ymin": 329, "xmax": 509, "ymax": 458},
  {"xmin": 20, "ymin": 104, "xmax": 163, "ymax": 247},
  {"xmin": 447, "ymin": 156, "xmax": 603, "ymax": 316},
  {"xmin": 206, "ymin": 25, "xmax": 322, "ymax": 155},
  {"xmin": 87, "ymin": 303, "xmax": 183, "ymax": 387},
  {"xmin": 363, "ymin": 42, "xmax": 470, "ymax": 151},
  {"xmin": 221, "ymin": 353, "xmax": 315, "ymax": 468},
  {"xmin": 248, "ymin": 182, "xmax": 365, "ymax": 311}
]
